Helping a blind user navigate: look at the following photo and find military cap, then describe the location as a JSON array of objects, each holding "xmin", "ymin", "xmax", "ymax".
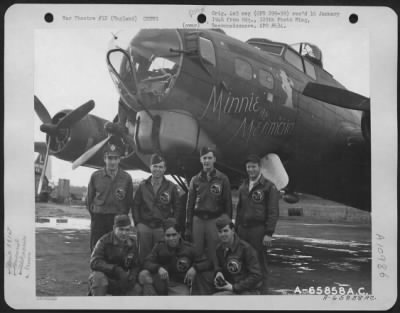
[
  {"xmin": 245, "ymin": 154, "xmax": 261, "ymax": 165},
  {"xmin": 162, "ymin": 218, "xmax": 180, "ymax": 232},
  {"xmin": 200, "ymin": 146, "xmax": 216, "ymax": 157},
  {"xmin": 104, "ymin": 143, "xmax": 123, "ymax": 156},
  {"xmin": 216, "ymin": 214, "xmax": 233, "ymax": 230},
  {"xmin": 150, "ymin": 153, "xmax": 166, "ymax": 165},
  {"xmin": 114, "ymin": 214, "xmax": 131, "ymax": 227}
]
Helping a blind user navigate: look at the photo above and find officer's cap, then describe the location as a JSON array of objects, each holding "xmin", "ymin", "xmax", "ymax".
[
  {"xmin": 245, "ymin": 154, "xmax": 261, "ymax": 165},
  {"xmin": 114, "ymin": 214, "xmax": 131, "ymax": 227},
  {"xmin": 104, "ymin": 143, "xmax": 123, "ymax": 157},
  {"xmin": 200, "ymin": 146, "xmax": 216, "ymax": 157},
  {"xmin": 216, "ymin": 214, "xmax": 234, "ymax": 230},
  {"xmin": 150, "ymin": 153, "xmax": 166, "ymax": 165}
]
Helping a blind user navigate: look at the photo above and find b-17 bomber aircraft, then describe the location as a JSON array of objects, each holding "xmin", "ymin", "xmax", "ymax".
[{"xmin": 34, "ymin": 29, "xmax": 371, "ymax": 211}]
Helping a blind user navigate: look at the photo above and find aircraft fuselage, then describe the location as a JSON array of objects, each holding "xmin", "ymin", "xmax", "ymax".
[{"xmin": 44, "ymin": 28, "xmax": 370, "ymax": 211}]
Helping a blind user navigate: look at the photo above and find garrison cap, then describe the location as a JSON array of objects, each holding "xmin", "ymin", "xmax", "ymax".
[
  {"xmin": 216, "ymin": 214, "xmax": 233, "ymax": 230},
  {"xmin": 150, "ymin": 153, "xmax": 166, "ymax": 165},
  {"xmin": 114, "ymin": 214, "xmax": 131, "ymax": 227},
  {"xmin": 104, "ymin": 143, "xmax": 123, "ymax": 156},
  {"xmin": 163, "ymin": 217, "xmax": 177, "ymax": 231},
  {"xmin": 200, "ymin": 146, "xmax": 216, "ymax": 157},
  {"xmin": 245, "ymin": 154, "xmax": 261, "ymax": 165}
]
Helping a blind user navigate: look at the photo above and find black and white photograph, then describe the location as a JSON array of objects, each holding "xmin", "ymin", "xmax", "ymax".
[{"xmin": 4, "ymin": 4, "xmax": 397, "ymax": 310}]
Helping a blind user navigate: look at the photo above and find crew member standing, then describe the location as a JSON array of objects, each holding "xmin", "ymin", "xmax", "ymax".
[
  {"xmin": 132, "ymin": 154, "xmax": 183, "ymax": 263},
  {"xmin": 86, "ymin": 141, "xmax": 133, "ymax": 251},
  {"xmin": 235, "ymin": 154, "xmax": 279, "ymax": 294},
  {"xmin": 185, "ymin": 147, "xmax": 232, "ymax": 265}
]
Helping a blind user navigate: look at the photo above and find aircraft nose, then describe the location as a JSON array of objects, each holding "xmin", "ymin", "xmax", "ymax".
[{"xmin": 107, "ymin": 29, "xmax": 183, "ymax": 112}]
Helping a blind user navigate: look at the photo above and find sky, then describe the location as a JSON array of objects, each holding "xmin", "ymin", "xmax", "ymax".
[{"xmin": 34, "ymin": 27, "xmax": 369, "ymax": 186}]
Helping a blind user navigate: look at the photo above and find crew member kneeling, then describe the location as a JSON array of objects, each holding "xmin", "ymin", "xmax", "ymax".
[
  {"xmin": 213, "ymin": 214, "xmax": 263, "ymax": 295},
  {"xmin": 88, "ymin": 214, "xmax": 141, "ymax": 296},
  {"xmin": 139, "ymin": 218, "xmax": 213, "ymax": 295}
]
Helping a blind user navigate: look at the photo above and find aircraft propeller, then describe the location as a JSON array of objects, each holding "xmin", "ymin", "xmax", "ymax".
[
  {"xmin": 303, "ymin": 82, "xmax": 370, "ymax": 111},
  {"xmin": 71, "ymin": 136, "xmax": 111, "ymax": 170},
  {"xmin": 71, "ymin": 122, "xmax": 127, "ymax": 170},
  {"xmin": 72, "ymin": 46, "xmax": 157, "ymax": 170},
  {"xmin": 34, "ymin": 96, "xmax": 95, "ymax": 195}
]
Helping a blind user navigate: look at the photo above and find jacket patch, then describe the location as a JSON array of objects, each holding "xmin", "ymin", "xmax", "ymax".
[
  {"xmin": 115, "ymin": 188, "xmax": 126, "ymax": 200},
  {"xmin": 159, "ymin": 191, "xmax": 171, "ymax": 204},
  {"xmin": 226, "ymin": 257, "xmax": 242, "ymax": 274},
  {"xmin": 176, "ymin": 256, "xmax": 191, "ymax": 273},
  {"xmin": 251, "ymin": 190, "xmax": 264, "ymax": 203},
  {"xmin": 210, "ymin": 183, "xmax": 222, "ymax": 196}
]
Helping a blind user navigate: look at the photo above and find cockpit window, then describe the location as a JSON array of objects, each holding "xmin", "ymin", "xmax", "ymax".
[
  {"xmin": 107, "ymin": 29, "xmax": 183, "ymax": 110},
  {"xmin": 246, "ymin": 39, "xmax": 284, "ymax": 56},
  {"xmin": 284, "ymin": 49, "xmax": 304, "ymax": 72},
  {"xmin": 300, "ymin": 43, "xmax": 322, "ymax": 60},
  {"xmin": 107, "ymin": 48, "xmax": 138, "ymax": 108},
  {"xmin": 251, "ymin": 43, "xmax": 284, "ymax": 55},
  {"xmin": 235, "ymin": 58, "xmax": 253, "ymax": 80},
  {"xmin": 304, "ymin": 58, "xmax": 316, "ymax": 80},
  {"xmin": 290, "ymin": 42, "xmax": 323, "ymax": 67},
  {"xmin": 199, "ymin": 37, "xmax": 216, "ymax": 67},
  {"xmin": 148, "ymin": 57, "xmax": 176, "ymax": 72},
  {"xmin": 259, "ymin": 69, "xmax": 274, "ymax": 89}
]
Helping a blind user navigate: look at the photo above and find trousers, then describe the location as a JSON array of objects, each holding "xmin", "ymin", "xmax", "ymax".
[
  {"xmin": 90, "ymin": 213, "xmax": 116, "ymax": 252},
  {"xmin": 237, "ymin": 224, "xmax": 269, "ymax": 294},
  {"xmin": 136, "ymin": 223, "xmax": 164, "ymax": 263},
  {"xmin": 192, "ymin": 216, "xmax": 219, "ymax": 266},
  {"xmin": 88, "ymin": 271, "xmax": 142, "ymax": 296},
  {"xmin": 138, "ymin": 270, "xmax": 215, "ymax": 295}
]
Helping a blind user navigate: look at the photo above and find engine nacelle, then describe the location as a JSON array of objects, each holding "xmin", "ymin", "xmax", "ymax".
[
  {"xmin": 48, "ymin": 110, "xmax": 108, "ymax": 168},
  {"xmin": 135, "ymin": 110, "xmax": 216, "ymax": 156}
]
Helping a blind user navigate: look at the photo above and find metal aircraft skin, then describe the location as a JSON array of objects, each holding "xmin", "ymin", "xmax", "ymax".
[{"xmin": 35, "ymin": 29, "xmax": 371, "ymax": 211}]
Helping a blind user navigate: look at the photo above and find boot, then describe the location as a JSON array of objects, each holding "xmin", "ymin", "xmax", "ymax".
[
  {"xmin": 91, "ymin": 285, "xmax": 108, "ymax": 296},
  {"xmin": 142, "ymin": 284, "xmax": 158, "ymax": 296}
]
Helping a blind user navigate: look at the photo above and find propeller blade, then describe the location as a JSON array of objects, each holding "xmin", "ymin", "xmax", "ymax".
[
  {"xmin": 34, "ymin": 96, "xmax": 52, "ymax": 124},
  {"xmin": 303, "ymin": 82, "xmax": 370, "ymax": 111},
  {"xmin": 56, "ymin": 100, "xmax": 95, "ymax": 130},
  {"xmin": 72, "ymin": 136, "xmax": 110, "ymax": 170},
  {"xmin": 37, "ymin": 140, "xmax": 50, "ymax": 195}
]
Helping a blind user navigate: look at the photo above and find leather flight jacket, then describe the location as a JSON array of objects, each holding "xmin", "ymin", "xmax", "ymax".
[{"xmin": 215, "ymin": 234, "xmax": 263, "ymax": 293}]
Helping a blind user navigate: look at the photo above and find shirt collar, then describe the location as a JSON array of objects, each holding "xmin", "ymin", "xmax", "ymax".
[
  {"xmin": 250, "ymin": 173, "xmax": 262, "ymax": 184},
  {"xmin": 102, "ymin": 168, "xmax": 119, "ymax": 178},
  {"xmin": 145, "ymin": 175, "xmax": 165, "ymax": 185},
  {"xmin": 222, "ymin": 233, "xmax": 240, "ymax": 252},
  {"xmin": 246, "ymin": 174, "xmax": 266, "ymax": 186},
  {"xmin": 112, "ymin": 231, "xmax": 133, "ymax": 246},
  {"xmin": 166, "ymin": 238, "xmax": 183, "ymax": 251},
  {"xmin": 200, "ymin": 168, "xmax": 217, "ymax": 179}
]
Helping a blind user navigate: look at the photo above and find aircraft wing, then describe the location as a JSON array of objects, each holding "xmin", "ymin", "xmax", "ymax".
[{"xmin": 303, "ymin": 82, "xmax": 370, "ymax": 111}]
